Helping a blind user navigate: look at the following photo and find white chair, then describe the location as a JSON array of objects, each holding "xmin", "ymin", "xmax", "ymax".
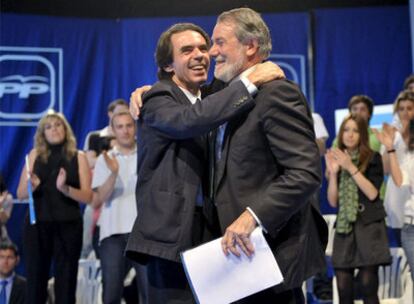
[
  {"xmin": 333, "ymin": 247, "xmax": 413, "ymax": 304},
  {"xmin": 76, "ymin": 258, "xmax": 102, "ymax": 304},
  {"xmin": 322, "ymin": 214, "xmax": 337, "ymax": 257}
]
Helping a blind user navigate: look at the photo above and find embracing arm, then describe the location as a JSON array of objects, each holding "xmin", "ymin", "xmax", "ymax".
[{"xmin": 143, "ymin": 80, "xmax": 255, "ymax": 139}]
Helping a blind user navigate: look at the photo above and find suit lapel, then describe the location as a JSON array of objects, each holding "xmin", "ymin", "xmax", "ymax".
[
  {"xmin": 10, "ymin": 277, "xmax": 18, "ymax": 303},
  {"xmin": 214, "ymin": 114, "xmax": 247, "ymax": 193}
]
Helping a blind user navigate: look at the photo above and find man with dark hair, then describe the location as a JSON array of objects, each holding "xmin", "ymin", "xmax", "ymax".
[
  {"xmin": 0, "ymin": 242, "xmax": 26, "ymax": 304},
  {"xmin": 126, "ymin": 22, "xmax": 283, "ymax": 303},
  {"xmin": 347, "ymin": 95, "xmax": 374, "ymax": 123}
]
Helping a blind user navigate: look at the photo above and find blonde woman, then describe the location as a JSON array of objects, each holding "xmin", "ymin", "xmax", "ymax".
[{"xmin": 17, "ymin": 111, "xmax": 92, "ymax": 304}]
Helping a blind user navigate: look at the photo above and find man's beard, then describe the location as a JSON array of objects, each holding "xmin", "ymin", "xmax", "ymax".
[{"xmin": 214, "ymin": 56, "xmax": 244, "ymax": 83}]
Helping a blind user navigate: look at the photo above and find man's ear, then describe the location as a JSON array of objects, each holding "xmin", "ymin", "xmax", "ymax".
[
  {"xmin": 163, "ymin": 64, "xmax": 174, "ymax": 73},
  {"xmin": 245, "ymin": 38, "xmax": 259, "ymax": 58}
]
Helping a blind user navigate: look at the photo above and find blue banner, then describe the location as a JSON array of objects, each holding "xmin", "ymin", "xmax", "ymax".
[{"xmin": 1, "ymin": 12, "xmax": 311, "ymax": 273}]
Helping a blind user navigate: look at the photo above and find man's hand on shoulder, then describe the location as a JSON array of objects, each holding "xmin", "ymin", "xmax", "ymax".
[
  {"xmin": 247, "ymin": 61, "xmax": 285, "ymax": 87},
  {"xmin": 129, "ymin": 85, "xmax": 152, "ymax": 119}
]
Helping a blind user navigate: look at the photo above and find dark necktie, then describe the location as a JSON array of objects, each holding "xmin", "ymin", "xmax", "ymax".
[
  {"xmin": 0, "ymin": 280, "xmax": 8, "ymax": 304},
  {"xmin": 194, "ymin": 97, "xmax": 204, "ymax": 207},
  {"xmin": 215, "ymin": 123, "xmax": 227, "ymax": 161}
]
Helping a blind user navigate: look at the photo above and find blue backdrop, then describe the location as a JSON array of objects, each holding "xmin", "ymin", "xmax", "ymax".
[{"xmin": 0, "ymin": 6, "xmax": 411, "ymax": 273}]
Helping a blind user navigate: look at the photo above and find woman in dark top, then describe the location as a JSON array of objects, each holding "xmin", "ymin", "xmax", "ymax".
[
  {"xmin": 17, "ymin": 111, "xmax": 92, "ymax": 304},
  {"xmin": 325, "ymin": 115, "xmax": 390, "ymax": 304}
]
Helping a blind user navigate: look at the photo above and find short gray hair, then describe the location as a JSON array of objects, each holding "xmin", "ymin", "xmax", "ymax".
[{"xmin": 217, "ymin": 8, "xmax": 272, "ymax": 60}]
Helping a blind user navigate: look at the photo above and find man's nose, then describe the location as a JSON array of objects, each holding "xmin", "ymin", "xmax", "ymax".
[
  {"xmin": 208, "ymin": 44, "xmax": 218, "ymax": 57},
  {"xmin": 193, "ymin": 48, "xmax": 204, "ymax": 59}
]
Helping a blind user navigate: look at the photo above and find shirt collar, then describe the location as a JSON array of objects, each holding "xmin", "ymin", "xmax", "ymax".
[
  {"xmin": 0, "ymin": 273, "xmax": 15, "ymax": 283},
  {"xmin": 111, "ymin": 144, "xmax": 137, "ymax": 156},
  {"xmin": 178, "ymin": 86, "xmax": 201, "ymax": 105},
  {"xmin": 229, "ymin": 64, "xmax": 258, "ymax": 85}
]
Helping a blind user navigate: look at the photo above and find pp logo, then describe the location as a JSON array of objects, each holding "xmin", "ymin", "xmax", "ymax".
[
  {"xmin": 0, "ymin": 47, "xmax": 63, "ymax": 126},
  {"xmin": 0, "ymin": 75, "xmax": 49, "ymax": 99}
]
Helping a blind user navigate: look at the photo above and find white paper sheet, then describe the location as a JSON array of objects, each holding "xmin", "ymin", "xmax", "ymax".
[{"xmin": 181, "ymin": 227, "xmax": 283, "ymax": 304}]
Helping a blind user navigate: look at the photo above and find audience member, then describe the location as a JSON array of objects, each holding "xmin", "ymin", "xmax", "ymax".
[
  {"xmin": 375, "ymin": 118, "xmax": 414, "ymax": 281},
  {"xmin": 83, "ymin": 99, "xmax": 128, "ymax": 168},
  {"xmin": 0, "ymin": 242, "xmax": 26, "ymax": 304},
  {"xmin": 403, "ymin": 74, "xmax": 414, "ymax": 92},
  {"xmin": 91, "ymin": 110, "xmax": 139, "ymax": 304},
  {"xmin": 313, "ymin": 112, "xmax": 329, "ymax": 156},
  {"xmin": 332, "ymin": 95, "xmax": 380, "ymax": 152},
  {"xmin": 326, "ymin": 115, "xmax": 390, "ymax": 304},
  {"xmin": 0, "ymin": 175, "xmax": 12, "ymax": 243},
  {"xmin": 380, "ymin": 90, "xmax": 414, "ymax": 245},
  {"xmin": 82, "ymin": 99, "xmax": 128, "ymax": 259},
  {"xmin": 16, "ymin": 111, "xmax": 92, "ymax": 304}
]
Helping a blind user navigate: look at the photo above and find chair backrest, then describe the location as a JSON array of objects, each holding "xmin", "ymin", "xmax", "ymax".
[
  {"xmin": 322, "ymin": 214, "xmax": 336, "ymax": 256},
  {"xmin": 76, "ymin": 258, "xmax": 102, "ymax": 304},
  {"xmin": 378, "ymin": 247, "xmax": 410, "ymax": 299}
]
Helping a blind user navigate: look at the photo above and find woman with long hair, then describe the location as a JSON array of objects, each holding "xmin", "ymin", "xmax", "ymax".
[
  {"xmin": 381, "ymin": 90, "xmax": 414, "ymax": 244},
  {"xmin": 375, "ymin": 117, "xmax": 414, "ymax": 281},
  {"xmin": 17, "ymin": 111, "xmax": 92, "ymax": 304},
  {"xmin": 326, "ymin": 115, "xmax": 391, "ymax": 304}
]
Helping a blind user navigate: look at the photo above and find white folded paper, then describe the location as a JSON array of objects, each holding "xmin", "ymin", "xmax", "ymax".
[{"xmin": 181, "ymin": 227, "xmax": 283, "ymax": 304}]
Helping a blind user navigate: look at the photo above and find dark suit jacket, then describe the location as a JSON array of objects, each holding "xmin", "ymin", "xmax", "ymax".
[
  {"xmin": 126, "ymin": 79, "xmax": 255, "ymax": 263},
  {"xmin": 10, "ymin": 275, "xmax": 26, "ymax": 304},
  {"xmin": 212, "ymin": 79, "xmax": 328, "ymax": 292}
]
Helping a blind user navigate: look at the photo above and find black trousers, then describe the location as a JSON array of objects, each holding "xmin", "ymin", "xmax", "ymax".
[{"xmin": 23, "ymin": 219, "xmax": 83, "ymax": 304}]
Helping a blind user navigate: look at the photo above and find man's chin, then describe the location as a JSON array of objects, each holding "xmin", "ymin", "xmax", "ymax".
[{"xmin": 194, "ymin": 76, "xmax": 207, "ymax": 85}]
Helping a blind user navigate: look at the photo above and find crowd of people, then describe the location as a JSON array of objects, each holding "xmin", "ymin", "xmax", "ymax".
[{"xmin": 0, "ymin": 6, "xmax": 413, "ymax": 304}]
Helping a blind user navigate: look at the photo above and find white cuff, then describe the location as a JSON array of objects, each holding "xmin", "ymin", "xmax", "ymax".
[
  {"xmin": 240, "ymin": 76, "xmax": 258, "ymax": 96},
  {"xmin": 246, "ymin": 207, "xmax": 267, "ymax": 233}
]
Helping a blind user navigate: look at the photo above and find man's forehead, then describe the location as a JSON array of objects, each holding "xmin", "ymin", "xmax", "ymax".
[
  {"xmin": 212, "ymin": 21, "xmax": 236, "ymax": 39},
  {"xmin": 171, "ymin": 30, "xmax": 207, "ymax": 45},
  {"xmin": 113, "ymin": 114, "xmax": 134, "ymax": 125},
  {"xmin": 352, "ymin": 103, "xmax": 368, "ymax": 109},
  {"xmin": 0, "ymin": 249, "xmax": 16, "ymax": 257}
]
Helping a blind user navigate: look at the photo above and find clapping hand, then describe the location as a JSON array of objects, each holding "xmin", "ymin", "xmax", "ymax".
[
  {"xmin": 103, "ymin": 151, "xmax": 119, "ymax": 175},
  {"xmin": 56, "ymin": 168, "xmax": 68, "ymax": 194},
  {"xmin": 373, "ymin": 123, "xmax": 396, "ymax": 150},
  {"xmin": 325, "ymin": 149, "xmax": 340, "ymax": 175}
]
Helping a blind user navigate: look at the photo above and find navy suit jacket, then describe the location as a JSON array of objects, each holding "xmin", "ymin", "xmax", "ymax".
[{"xmin": 211, "ymin": 79, "xmax": 328, "ymax": 291}]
